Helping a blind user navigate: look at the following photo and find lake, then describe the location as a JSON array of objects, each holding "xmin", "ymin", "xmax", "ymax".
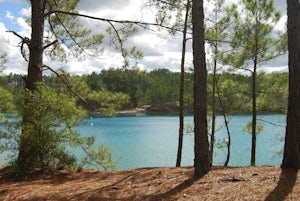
[
  {"xmin": 0, "ymin": 113, "xmax": 286, "ymax": 170},
  {"xmin": 75, "ymin": 113, "xmax": 286, "ymax": 170}
]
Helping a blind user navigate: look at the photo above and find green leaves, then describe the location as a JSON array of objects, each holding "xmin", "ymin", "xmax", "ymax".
[
  {"xmin": 242, "ymin": 122, "xmax": 264, "ymax": 135},
  {"xmin": 0, "ymin": 87, "xmax": 15, "ymax": 113},
  {"xmin": 150, "ymin": 0, "xmax": 188, "ymax": 32},
  {"xmin": 44, "ymin": 0, "xmax": 106, "ymax": 61},
  {"xmin": 224, "ymin": 0, "xmax": 286, "ymax": 70},
  {"xmin": 80, "ymin": 144, "xmax": 115, "ymax": 171},
  {"xmin": 87, "ymin": 89, "xmax": 130, "ymax": 116},
  {"xmin": 15, "ymin": 82, "xmax": 115, "ymax": 173},
  {"xmin": 42, "ymin": 0, "xmax": 143, "ymax": 67},
  {"xmin": 60, "ymin": 73, "xmax": 130, "ymax": 117},
  {"xmin": 106, "ymin": 24, "xmax": 143, "ymax": 68}
]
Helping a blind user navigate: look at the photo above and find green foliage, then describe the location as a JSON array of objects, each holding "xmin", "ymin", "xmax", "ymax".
[
  {"xmin": 106, "ymin": 24, "xmax": 143, "ymax": 68},
  {"xmin": 59, "ymin": 72, "xmax": 130, "ymax": 116},
  {"xmin": 257, "ymin": 73, "xmax": 288, "ymax": 113},
  {"xmin": 143, "ymin": 69, "xmax": 180, "ymax": 111},
  {"xmin": 224, "ymin": 0, "xmax": 286, "ymax": 69},
  {"xmin": 44, "ymin": 0, "xmax": 104, "ymax": 61},
  {"xmin": 87, "ymin": 89, "xmax": 130, "ymax": 116},
  {"xmin": 205, "ymin": 0, "xmax": 232, "ymax": 64},
  {"xmin": 17, "ymin": 83, "xmax": 84, "ymax": 172},
  {"xmin": 96, "ymin": 68, "xmax": 149, "ymax": 107},
  {"xmin": 0, "ymin": 71, "xmax": 289, "ymax": 115},
  {"xmin": 85, "ymin": 72, "xmax": 103, "ymax": 91},
  {"xmin": 80, "ymin": 144, "xmax": 115, "ymax": 171},
  {"xmin": 15, "ymin": 83, "xmax": 115, "ymax": 174},
  {"xmin": 34, "ymin": 0, "xmax": 143, "ymax": 68},
  {"xmin": 0, "ymin": 74, "xmax": 25, "ymax": 112},
  {"xmin": 242, "ymin": 122, "xmax": 264, "ymax": 135},
  {"xmin": 0, "ymin": 87, "xmax": 15, "ymax": 114},
  {"xmin": 149, "ymin": 0, "xmax": 190, "ymax": 34}
]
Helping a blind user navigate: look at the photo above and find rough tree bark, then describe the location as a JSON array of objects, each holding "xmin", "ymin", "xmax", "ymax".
[
  {"xmin": 192, "ymin": 0, "xmax": 211, "ymax": 176},
  {"xmin": 282, "ymin": 0, "xmax": 300, "ymax": 169},
  {"xmin": 16, "ymin": 0, "xmax": 45, "ymax": 172},
  {"xmin": 26, "ymin": 0, "xmax": 45, "ymax": 90}
]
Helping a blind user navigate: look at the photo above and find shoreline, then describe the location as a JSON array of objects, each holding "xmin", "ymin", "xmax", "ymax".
[{"xmin": 88, "ymin": 109, "xmax": 286, "ymax": 117}]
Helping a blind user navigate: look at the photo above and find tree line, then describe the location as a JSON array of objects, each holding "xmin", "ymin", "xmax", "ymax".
[{"xmin": 0, "ymin": 70, "xmax": 288, "ymax": 115}]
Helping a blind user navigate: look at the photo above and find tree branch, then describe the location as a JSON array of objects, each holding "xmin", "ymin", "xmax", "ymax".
[
  {"xmin": 6, "ymin": 30, "xmax": 29, "ymax": 44},
  {"xmin": 107, "ymin": 21, "xmax": 128, "ymax": 67},
  {"xmin": 43, "ymin": 39, "xmax": 58, "ymax": 49},
  {"xmin": 46, "ymin": 1, "xmax": 98, "ymax": 57},
  {"xmin": 45, "ymin": 10, "xmax": 182, "ymax": 33},
  {"xmin": 257, "ymin": 118, "xmax": 285, "ymax": 128},
  {"xmin": 42, "ymin": 65, "xmax": 87, "ymax": 103},
  {"xmin": 7, "ymin": 30, "xmax": 31, "ymax": 61},
  {"xmin": 52, "ymin": 11, "xmax": 88, "ymax": 56}
]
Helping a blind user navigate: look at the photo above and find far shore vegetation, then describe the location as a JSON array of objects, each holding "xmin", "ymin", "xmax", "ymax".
[{"xmin": 0, "ymin": 69, "xmax": 288, "ymax": 117}]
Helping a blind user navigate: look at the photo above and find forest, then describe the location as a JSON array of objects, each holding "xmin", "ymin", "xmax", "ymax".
[
  {"xmin": 0, "ymin": 70, "xmax": 288, "ymax": 115},
  {"xmin": 0, "ymin": 0, "xmax": 299, "ymax": 186}
]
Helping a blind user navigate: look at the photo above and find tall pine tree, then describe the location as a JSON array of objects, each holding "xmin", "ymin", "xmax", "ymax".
[
  {"xmin": 193, "ymin": 0, "xmax": 211, "ymax": 176},
  {"xmin": 224, "ymin": 0, "xmax": 285, "ymax": 166},
  {"xmin": 282, "ymin": 0, "xmax": 300, "ymax": 169}
]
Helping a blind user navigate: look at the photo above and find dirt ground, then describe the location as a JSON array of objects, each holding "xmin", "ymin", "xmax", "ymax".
[{"xmin": 0, "ymin": 166, "xmax": 299, "ymax": 201}]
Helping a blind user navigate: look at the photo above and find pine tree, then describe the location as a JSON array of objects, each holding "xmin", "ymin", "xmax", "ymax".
[
  {"xmin": 193, "ymin": 0, "xmax": 211, "ymax": 176},
  {"xmin": 224, "ymin": 0, "xmax": 285, "ymax": 166},
  {"xmin": 282, "ymin": 0, "xmax": 300, "ymax": 169},
  {"xmin": 9, "ymin": 0, "xmax": 137, "ymax": 174}
]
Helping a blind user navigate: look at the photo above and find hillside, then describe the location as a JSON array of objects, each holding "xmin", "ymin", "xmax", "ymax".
[{"xmin": 0, "ymin": 166, "xmax": 299, "ymax": 200}]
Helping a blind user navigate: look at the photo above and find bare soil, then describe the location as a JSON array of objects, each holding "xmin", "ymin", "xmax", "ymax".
[{"xmin": 0, "ymin": 166, "xmax": 299, "ymax": 201}]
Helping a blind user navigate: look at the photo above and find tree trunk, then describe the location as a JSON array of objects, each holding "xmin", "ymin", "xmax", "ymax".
[
  {"xmin": 216, "ymin": 77, "xmax": 231, "ymax": 166},
  {"xmin": 251, "ymin": 69, "xmax": 257, "ymax": 166},
  {"xmin": 192, "ymin": 0, "xmax": 211, "ymax": 176},
  {"xmin": 26, "ymin": 0, "xmax": 45, "ymax": 90},
  {"xmin": 251, "ymin": 5, "xmax": 259, "ymax": 166},
  {"xmin": 17, "ymin": 0, "xmax": 45, "ymax": 173},
  {"xmin": 282, "ymin": 0, "xmax": 300, "ymax": 169},
  {"xmin": 210, "ymin": 46, "xmax": 217, "ymax": 165},
  {"xmin": 176, "ymin": 0, "xmax": 190, "ymax": 167}
]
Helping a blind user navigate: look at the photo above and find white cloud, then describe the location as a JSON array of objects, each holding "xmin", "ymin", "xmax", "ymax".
[
  {"xmin": 5, "ymin": 11, "xmax": 14, "ymax": 20},
  {"xmin": 19, "ymin": 7, "xmax": 30, "ymax": 17},
  {"xmin": 0, "ymin": 22, "xmax": 27, "ymax": 74},
  {"xmin": 78, "ymin": 0, "xmax": 129, "ymax": 12},
  {"xmin": 259, "ymin": 66, "xmax": 288, "ymax": 73},
  {"xmin": 16, "ymin": 17, "xmax": 30, "ymax": 33},
  {"xmin": 275, "ymin": 15, "xmax": 287, "ymax": 32},
  {"xmin": 0, "ymin": 0, "xmax": 288, "ymax": 75}
]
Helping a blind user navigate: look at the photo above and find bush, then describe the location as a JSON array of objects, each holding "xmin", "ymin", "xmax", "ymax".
[{"xmin": 12, "ymin": 83, "xmax": 115, "ymax": 174}]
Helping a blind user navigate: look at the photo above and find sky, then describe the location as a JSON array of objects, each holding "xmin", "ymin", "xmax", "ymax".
[{"xmin": 0, "ymin": 0, "xmax": 288, "ymax": 75}]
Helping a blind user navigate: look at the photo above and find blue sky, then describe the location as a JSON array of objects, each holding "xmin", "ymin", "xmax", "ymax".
[
  {"xmin": 0, "ymin": 0, "xmax": 288, "ymax": 75},
  {"xmin": 0, "ymin": 1, "xmax": 28, "ymax": 31}
]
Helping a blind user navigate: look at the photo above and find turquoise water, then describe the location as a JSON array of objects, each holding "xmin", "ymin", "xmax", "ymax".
[
  {"xmin": 0, "ymin": 114, "xmax": 286, "ymax": 170},
  {"xmin": 75, "ymin": 114, "xmax": 286, "ymax": 170}
]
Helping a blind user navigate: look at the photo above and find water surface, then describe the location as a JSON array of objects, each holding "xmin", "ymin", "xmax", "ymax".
[{"xmin": 75, "ymin": 113, "xmax": 285, "ymax": 170}]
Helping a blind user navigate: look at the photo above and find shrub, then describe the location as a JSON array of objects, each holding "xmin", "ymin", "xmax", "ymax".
[{"xmin": 12, "ymin": 83, "xmax": 115, "ymax": 174}]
